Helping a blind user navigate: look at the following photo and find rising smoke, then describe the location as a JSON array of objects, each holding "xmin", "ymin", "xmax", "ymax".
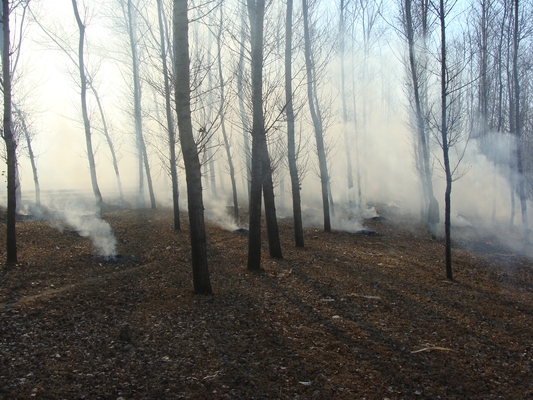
[{"xmin": 20, "ymin": 196, "xmax": 117, "ymax": 257}]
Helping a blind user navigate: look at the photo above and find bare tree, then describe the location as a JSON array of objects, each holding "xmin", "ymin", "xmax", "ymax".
[
  {"xmin": 215, "ymin": 2, "xmax": 239, "ymax": 223},
  {"xmin": 71, "ymin": 0, "xmax": 103, "ymax": 213},
  {"xmin": 339, "ymin": 0, "xmax": 356, "ymax": 212},
  {"xmin": 29, "ymin": 7, "xmax": 123, "ymax": 204},
  {"xmin": 236, "ymin": 2, "xmax": 251, "ymax": 201},
  {"xmin": 286, "ymin": 0, "xmax": 304, "ymax": 247},
  {"xmin": 401, "ymin": 0, "xmax": 439, "ymax": 237},
  {"xmin": 173, "ymin": 0, "xmax": 212, "ymax": 294},
  {"xmin": 121, "ymin": 0, "xmax": 156, "ymax": 209},
  {"xmin": 433, "ymin": 0, "xmax": 471, "ymax": 280},
  {"xmin": 13, "ymin": 104, "xmax": 40, "ymax": 206},
  {"xmin": 156, "ymin": 0, "xmax": 180, "ymax": 230},
  {"xmin": 511, "ymin": 0, "xmax": 527, "ymax": 232},
  {"xmin": 302, "ymin": 0, "xmax": 331, "ymax": 232},
  {"xmin": 247, "ymin": 0, "xmax": 267, "ymax": 270},
  {"xmin": 2, "ymin": 0, "xmax": 17, "ymax": 264}
]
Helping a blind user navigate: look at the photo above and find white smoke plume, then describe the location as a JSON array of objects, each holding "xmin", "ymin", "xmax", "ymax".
[
  {"xmin": 59, "ymin": 212, "xmax": 117, "ymax": 257},
  {"xmin": 19, "ymin": 195, "xmax": 118, "ymax": 257}
]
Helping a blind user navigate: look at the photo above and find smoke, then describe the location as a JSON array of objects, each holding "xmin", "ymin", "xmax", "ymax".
[
  {"xmin": 59, "ymin": 212, "xmax": 117, "ymax": 257},
  {"xmin": 203, "ymin": 196, "xmax": 240, "ymax": 231},
  {"xmin": 19, "ymin": 195, "xmax": 117, "ymax": 257}
]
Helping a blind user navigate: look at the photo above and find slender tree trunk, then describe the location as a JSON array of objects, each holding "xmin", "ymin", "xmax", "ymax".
[
  {"xmin": 439, "ymin": 0, "xmax": 453, "ymax": 280},
  {"xmin": 205, "ymin": 34, "xmax": 217, "ymax": 198},
  {"xmin": 126, "ymin": 0, "xmax": 156, "ymax": 209},
  {"xmin": 216, "ymin": 3, "xmax": 239, "ymax": 223},
  {"xmin": 2, "ymin": 0, "xmax": 16, "ymax": 264},
  {"xmin": 302, "ymin": 0, "xmax": 330, "ymax": 232},
  {"xmin": 512, "ymin": 0, "xmax": 527, "ymax": 232},
  {"xmin": 72, "ymin": 0, "xmax": 102, "ymax": 214},
  {"xmin": 351, "ymin": 52, "xmax": 362, "ymax": 208},
  {"xmin": 88, "ymin": 83, "xmax": 123, "ymax": 203},
  {"xmin": 340, "ymin": 0, "xmax": 355, "ymax": 211},
  {"xmin": 247, "ymin": 0, "xmax": 266, "ymax": 271},
  {"xmin": 286, "ymin": 0, "xmax": 304, "ymax": 247},
  {"xmin": 13, "ymin": 105, "xmax": 40, "ymax": 207},
  {"xmin": 140, "ymin": 135, "xmax": 156, "ymax": 208},
  {"xmin": 405, "ymin": 0, "xmax": 438, "ymax": 237},
  {"xmin": 173, "ymin": 0, "xmax": 212, "ymax": 294},
  {"xmin": 157, "ymin": 0, "xmax": 180, "ymax": 230},
  {"xmin": 238, "ymin": 3, "xmax": 251, "ymax": 202}
]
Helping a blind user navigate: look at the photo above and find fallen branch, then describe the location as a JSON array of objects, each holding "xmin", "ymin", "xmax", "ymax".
[{"xmin": 411, "ymin": 346, "xmax": 454, "ymax": 354}]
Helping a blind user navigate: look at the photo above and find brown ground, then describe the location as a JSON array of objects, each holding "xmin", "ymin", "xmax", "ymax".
[{"xmin": 0, "ymin": 206, "xmax": 532, "ymax": 399}]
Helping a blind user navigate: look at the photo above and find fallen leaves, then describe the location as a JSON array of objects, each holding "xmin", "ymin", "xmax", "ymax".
[{"xmin": 0, "ymin": 207, "xmax": 532, "ymax": 399}]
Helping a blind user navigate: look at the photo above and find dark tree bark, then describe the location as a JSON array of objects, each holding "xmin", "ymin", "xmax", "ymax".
[
  {"xmin": 286, "ymin": 0, "xmax": 304, "ymax": 247},
  {"xmin": 247, "ymin": 0, "xmax": 266, "ymax": 271},
  {"xmin": 72, "ymin": 0, "xmax": 103, "ymax": 214},
  {"xmin": 156, "ymin": 0, "xmax": 180, "ymax": 230},
  {"xmin": 2, "ymin": 0, "xmax": 17, "ymax": 264},
  {"xmin": 262, "ymin": 151, "xmax": 283, "ymax": 258},
  {"xmin": 302, "ymin": 0, "xmax": 331, "ymax": 232},
  {"xmin": 173, "ymin": 0, "xmax": 212, "ymax": 294}
]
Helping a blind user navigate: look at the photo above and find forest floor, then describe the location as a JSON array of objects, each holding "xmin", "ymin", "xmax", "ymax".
[{"xmin": 0, "ymin": 205, "xmax": 532, "ymax": 399}]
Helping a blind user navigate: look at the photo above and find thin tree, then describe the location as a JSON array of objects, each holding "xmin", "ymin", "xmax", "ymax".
[
  {"xmin": 216, "ymin": 2, "xmax": 239, "ymax": 223},
  {"xmin": 286, "ymin": 0, "xmax": 304, "ymax": 247},
  {"xmin": 29, "ymin": 9, "xmax": 123, "ymax": 203},
  {"xmin": 511, "ymin": 0, "xmax": 527, "ymax": 232},
  {"xmin": 121, "ymin": 0, "xmax": 156, "ymax": 209},
  {"xmin": 403, "ymin": 0, "xmax": 439, "ymax": 237},
  {"xmin": 339, "ymin": 0, "xmax": 356, "ymax": 212},
  {"xmin": 13, "ymin": 105, "xmax": 40, "ymax": 206},
  {"xmin": 173, "ymin": 0, "xmax": 212, "ymax": 294},
  {"xmin": 87, "ymin": 83, "xmax": 124, "ymax": 203},
  {"xmin": 302, "ymin": 0, "xmax": 331, "ymax": 232},
  {"xmin": 237, "ymin": 2, "xmax": 251, "ymax": 201},
  {"xmin": 72, "ymin": 0, "xmax": 103, "ymax": 213},
  {"xmin": 2, "ymin": 0, "xmax": 17, "ymax": 264},
  {"xmin": 156, "ymin": 0, "xmax": 180, "ymax": 230}
]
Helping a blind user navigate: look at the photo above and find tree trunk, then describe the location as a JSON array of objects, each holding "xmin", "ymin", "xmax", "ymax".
[
  {"xmin": 13, "ymin": 105, "xmax": 40, "ymax": 207},
  {"xmin": 157, "ymin": 0, "xmax": 180, "ymax": 230},
  {"xmin": 126, "ymin": 0, "xmax": 156, "ymax": 209},
  {"xmin": 262, "ymin": 150, "xmax": 283, "ymax": 258},
  {"xmin": 216, "ymin": 3, "xmax": 239, "ymax": 224},
  {"xmin": 339, "ymin": 0, "xmax": 355, "ymax": 211},
  {"xmin": 173, "ymin": 0, "xmax": 212, "ymax": 294},
  {"xmin": 405, "ymin": 0, "xmax": 438, "ymax": 237},
  {"xmin": 512, "ymin": 0, "xmax": 527, "ymax": 232},
  {"xmin": 302, "ymin": 0, "xmax": 330, "ymax": 232},
  {"xmin": 88, "ymin": 83, "xmax": 124, "ymax": 203},
  {"xmin": 439, "ymin": 0, "xmax": 453, "ymax": 280},
  {"xmin": 72, "ymin": 0, "xmax": 102, "ymax": 214},
  {"xmin": 2, "ymin": 0, "xmax": 16, "ymax": 264},
  {"xmin": 205, "ymin": 33, "xmax": 217, "ymax": 198},
  {"xmin": 286, "ymin": 0, "xmax": 304, "ymax": 247},
  {"xmin": 237, "ymin": 5, "xmax": 251, "ymax": 202},
  {"xmin": 247, "ymin": 0, "xmax": 266, "ymax": 271}
]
